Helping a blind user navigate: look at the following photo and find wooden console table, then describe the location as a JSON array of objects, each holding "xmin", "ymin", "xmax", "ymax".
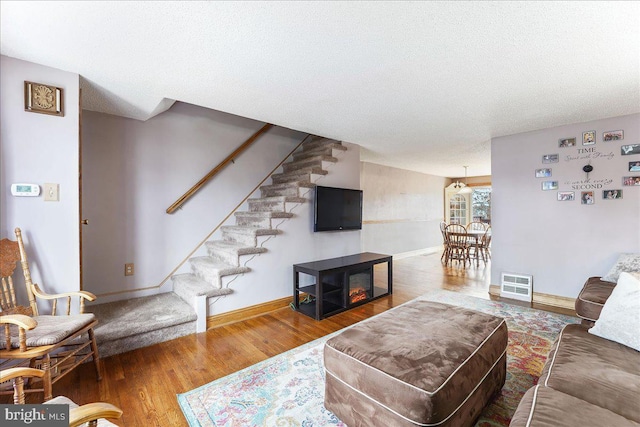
[{"xmin": 293, "ymin": 252, "xmax": 393, "ymax": 320}]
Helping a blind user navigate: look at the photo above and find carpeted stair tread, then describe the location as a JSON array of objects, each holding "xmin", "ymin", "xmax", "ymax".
[
  {"xmin": 260, "ymin": 181, "xmax": 315, "ymax": 192},
  {"xmin": 234, "ymin": 211, "xmax": 294, "ymax": 219},
  {"xmin": 90, "ymin": 292, "xmax": 196, "ymax": 343},
  {"xmin": 293, "ymin": 143, "xmax": 346, "ymax": 161},
  {"xmin": 172, "ymin": 273, "xmax": 234, "ymax": 301},
  {"xmin": 271, "ymin": 168, "xmax": 328, "ymax": 184},
  {"xmin": 190, "ymin": 256, "xmax": 251, "ymax": 277},
  {"xmin": 205, "ymin": 240, "xmax": 268, "ymax": 256},
  {"xmin": 220, "ymin": 226, "xmax": 282, "ymax": 236},
  {"xmin": 248, "ymin": 195, "xmax": 307, "ymax": 205}
]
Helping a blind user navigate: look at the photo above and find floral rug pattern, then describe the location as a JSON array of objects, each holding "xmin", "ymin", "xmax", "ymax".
[{"xmin": 178, "ymin": 290, "xmax": 579, "ymax": 427}]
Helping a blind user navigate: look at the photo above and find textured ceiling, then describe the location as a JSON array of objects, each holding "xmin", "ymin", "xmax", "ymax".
[{"xmin": 2, "ymin": 2, "xmax": 639, "ymax": 177}]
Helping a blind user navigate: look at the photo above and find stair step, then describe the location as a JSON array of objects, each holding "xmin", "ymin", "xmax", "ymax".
[
  {"xmin": 293, "ymin": 143, "xmax": 347, "ymax": 161},
  {"xmin": 303, "ymin": 138, "xmax": 342, "ymax": 151},
  {"xmin": 190, "ymin": 256, "xmax": 251, "ymax": 287},
  {"xmin": 282, "ymin": 156, "xmax": 337, "ymax": 174},
  {"xmin": 172, "ymin": 273, "xmax": 234, "ymax": 303},
  {"xmin": 260, "ymin": 181, "xmax": 315, "ymax": 198},
  {"xmin": 248, "ymin": 196, "xmax": 307, "ymax": 212},
  {"xmin": 234, "ymin": 211, "xmax": 294, "ymax": 228},
  {"xmin": 221, "ymin": 225, "xmax": 282, "ymax": 246},
  {"xmin": 271, "ymin": 168, "xmax": 328, "ymax": 184},
  {"xmin": 205, "ymin": 240, "xmax": 267, "ymax": 266},
  {"xmin": 90, "ymin": 292, "xmax": 197, "ymax": 357}
]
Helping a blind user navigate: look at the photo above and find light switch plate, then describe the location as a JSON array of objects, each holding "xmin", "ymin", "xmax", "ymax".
[{"xmin": 44, "ymin": 183, "xmax": 59, "ymax": 201}]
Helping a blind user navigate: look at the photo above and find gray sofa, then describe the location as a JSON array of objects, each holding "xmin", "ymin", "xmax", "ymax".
[{"xmin": 510, "ymin": 270, "xmax": 640, "ymax": 426}]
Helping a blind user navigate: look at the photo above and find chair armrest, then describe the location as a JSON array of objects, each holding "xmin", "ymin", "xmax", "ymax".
[
  {"xmin": 0, "ymin": 367, "xmax": 44, "ymax": 383},
  {"xmin": 0, "ymin": 314, "xmax": 37, "ymax": 329},
  {"xmin": 31, "ymin": 283, "xmax": 96, "ymax": 315},
  {"xmin": 69, "ymin": 402, "xmax": 123, "ymax": 427}
]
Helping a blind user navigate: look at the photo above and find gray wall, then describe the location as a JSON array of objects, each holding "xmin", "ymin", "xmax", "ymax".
[
  {"xmin": 361, "ymin": 162, "xmax": 446, "ymax": 255},
  {"xmin": 82, "ymin": 103, "xmax": 361, "ymax": 310},
  {"xmin": 1, "ymin": 55, "xmax": 81, "ymax": 303},
  {"xmin": 491, "ymin": 113, "xmax": 640, "ymax": 298}
]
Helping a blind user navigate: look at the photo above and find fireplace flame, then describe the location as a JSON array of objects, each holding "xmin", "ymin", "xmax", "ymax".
[{"xmin": 349, "ymin": 287, "xmax": 368, "ymax": 303}]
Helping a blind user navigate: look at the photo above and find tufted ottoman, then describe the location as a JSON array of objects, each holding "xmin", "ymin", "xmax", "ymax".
[{"xmin": 324, "ymin": 300, "xmax": 507, "ymax": 427}]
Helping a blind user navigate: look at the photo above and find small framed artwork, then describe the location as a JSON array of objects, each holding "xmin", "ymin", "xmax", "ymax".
[
  {"xmin": 24, "ymin": 81, "xmax": 64, "ymax": 116},
  {"xmin": 603, "ymin": 190, "xmax": 623, "ymax": 199},
  {"xmin": 582, "ymin": 130, "xmax": 596, "ymax": 145},
  {"xmin": 542, "ymin": 181, "xmax": 558, "ymax": 191},
  {"xmin": 623, "ymin": 176, "xmax": 640, "ymax": 186},
  {"xmin": 629, "ymin": 161, "xmax": 640, "ymax": 172},
  {"xmin": 581, "ymin": 191, "xmax": 595, "ymax": 205},
  {"xmin": 535, "ymin": 168, "xmax": 552, "ymax": 178},
  {"xmin": 557, "ymin": 191, "xmax": 575, "ymax": 201},
  {"xmin": 622, "ymin": 144, "xmax": 640, "ymax": 156},
  {"xmin": 603, "ymin": 130, "xmax": 623, "ymax": 141},
  {"xmin": 558, "ymin": 137, "xmax": 576, "ymax": 148},
  {"xmin": 542, "ymin": 154, "xmax": 559, "ymax": 164}
]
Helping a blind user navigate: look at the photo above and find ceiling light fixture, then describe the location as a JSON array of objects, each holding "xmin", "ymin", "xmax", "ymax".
[{"xmin": 457, "ymin": 166, "xmax": 473, "ymax": 194}]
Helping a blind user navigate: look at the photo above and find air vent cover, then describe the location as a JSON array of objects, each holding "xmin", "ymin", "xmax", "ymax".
[{"xmin": 501, "ymin": 272, "xmax": 533, "ymax": 302}]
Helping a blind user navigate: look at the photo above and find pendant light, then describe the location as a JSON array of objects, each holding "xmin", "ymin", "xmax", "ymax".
[{"xmin": 457, "ymin": 166, "xmax": 473, "ymax": 194}]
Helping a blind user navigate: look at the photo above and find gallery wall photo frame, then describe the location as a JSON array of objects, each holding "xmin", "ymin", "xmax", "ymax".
[
  {"xmin": 542, "ymin": 181, "xmax": 558, "ymax": 191},
  {"xmin": 557, "ymin": 191, "xmax": 575, "ymax": 201},
  {"xmin": 603, "ymin": 190, "xmax": 623, "ymax": 199},
  {"xmin": 623, "ymin": 176, "xmax": 640, "ymax": 186},
  {"xmin": 542, "ymin": 154, "xmax": 559, "ymax": 164},
  {"xmin": 621, "ymin": 144, "xmax": 640, "ymax": 156},
  {"xmin": 558, "ymin": 137, "xmax": 576, "ymax": 148},
  {"xmin": 629, "ymin": 161, "xmax": 640, "ymax": 172},
  {"xmin": 582, "ymin": 130, "xmax": 596, "ymax": 145},
  {"xmin": 24, "ymin": 81, "xmax": 64, "ymax": 116},
  {"xmin": 603, "ymin": 130, "xmax": 623, "ymax": 141},
  {"xmin": 581, "ymin": 191, "xmax": 595, "ymax": 205},
  {"xmin": 535, "ymin": 168, "xmax": 552, "ymax": 178}
]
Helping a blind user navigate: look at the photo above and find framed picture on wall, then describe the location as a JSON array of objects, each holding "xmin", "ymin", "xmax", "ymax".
[
  {"xmin": 542, "ymin": 154, "xmax": 559, "ymax": 163},
  {"xmin": 542, "ymin": 181, "xmax": 558, "ymax": 191},
  {"xmin": 603, "ymin": 190, "xmax": 623, "ymax": 199},
  {"xmin": 581, "ymin": 191, "xmax": 595, "ymax": 205},
  {"xmin": 535, "ymin": 168, "xmax": 552, "ymax": 178},
  {"xmin": 558, "ymin": 137, "xmax": 576, "ymax": 148},
  {"xmin": 557, "ymin": 191, "xmax": 575, "ymax": 201},
  {"xmin": 622, "ymin": 144, "xmax": 640, "ymax": 156},
  {"xmin": 603, "ymin": 130, "xmax": 624, "ymax": 141},
  {"xmin": 629, "ymin": 161, "xmax": 640, "ymax": 172},
  {"xmin": 582, "ymin": 130, "xmax": 596, "ymax": 145},
  {"xmin": 623, "ymin": 176, "xmax": 640, "ymax": 186}
]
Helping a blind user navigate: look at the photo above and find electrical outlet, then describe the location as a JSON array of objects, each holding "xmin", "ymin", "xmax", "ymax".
[
  {"xmin": 43, "ymin": 183, "xmax": 59, "ymax": 201},
  {"xmin": 125, "ymin": 263, "xmax": 134, "ymax": 276}
]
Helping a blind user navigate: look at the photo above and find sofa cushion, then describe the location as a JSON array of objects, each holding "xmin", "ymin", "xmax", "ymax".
[
  {"xmin": 589, "ymin": 272, "xmax": 640, "ymax": 351},
  {"xmin": 510, "ymin": 385, "xmax": 640, "ymax": 427},
  {"xmin": 603, "ymin": 253, "xmax": 640, "ymax": 282},
  {"xmin": 575, "ymin": 276, "xmax": 615, "ymax": 322},
  {"xmin": 538, "ymin": 323, "xmax": 640, "ymax": 423}
]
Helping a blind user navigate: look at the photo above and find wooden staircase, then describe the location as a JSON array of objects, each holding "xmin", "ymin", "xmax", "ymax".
[{"xmin": 90, "ymin": 137, "xmax": 347, "ymax": 357}]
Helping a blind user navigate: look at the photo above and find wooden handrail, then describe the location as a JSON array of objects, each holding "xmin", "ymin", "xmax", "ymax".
[{"xmin": 166, "ymin": 123, "xmax": 273, "ymax": 214}]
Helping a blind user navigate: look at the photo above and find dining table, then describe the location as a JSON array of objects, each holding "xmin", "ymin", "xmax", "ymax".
[{"xmin": 447, "ymin": 229, "xmax": 489, "ymax": 267}]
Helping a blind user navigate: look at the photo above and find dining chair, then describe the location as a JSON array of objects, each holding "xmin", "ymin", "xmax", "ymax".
[
  {"xmin": 0, "ymin": 227, "xmax": 102, "ymax": 401},
  {"xmin": 467, "ymin": 221, "xmax": 488, "ymax": 232},
  {"xmin": 444, "ymin": 224, "xmax": 470, "ymax": 267},
  {"xmin": 1, "ymin": 367, "xmax": 122, "ymax": 426},
  {"xmin": 480, "ymin": 226, "xmax": 492, "ymax": 261},
  {"xmin": 439, "ymin": 222, "xmax": 449, "ymax": 262}
]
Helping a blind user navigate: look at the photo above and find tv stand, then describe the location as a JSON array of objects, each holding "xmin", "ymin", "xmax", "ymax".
[{"xmin": 293, "ymin": 252, "xmax": 392, "ymax": 320}]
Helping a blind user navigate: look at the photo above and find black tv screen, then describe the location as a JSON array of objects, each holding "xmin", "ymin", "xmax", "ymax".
[{"xmin": 314, "ymin": 186, "xmax": 363, "ymax": 232}]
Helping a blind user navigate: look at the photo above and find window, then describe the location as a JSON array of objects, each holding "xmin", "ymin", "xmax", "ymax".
[
  {"xmin": 471, "ymin": 187, "xmax": 491, "ymax": 225},
  {"xmin": 449, "ymin": 194, "xmax": 467, "ymax": 225}
]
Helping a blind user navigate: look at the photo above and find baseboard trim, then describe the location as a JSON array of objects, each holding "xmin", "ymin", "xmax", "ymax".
[
  {"xmin": 392, "ymin": 246, "xmax": 442, "ymax": 260},
  {"xmin": 489, "ymin": 284, "xmax": 575, "ymax": 312},
  {"xmin": 206, "ymin": 296, "xmax": 292, "ymax": 330}
]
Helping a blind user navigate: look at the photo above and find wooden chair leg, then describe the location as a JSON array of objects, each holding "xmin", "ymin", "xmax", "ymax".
[
  {"xmin": 88, "ymin": 329, "xmax": 102, "ymax": 381},
  {"xmin": 42, "ymin": 354, "xmax": 53, "ymax": 401}
]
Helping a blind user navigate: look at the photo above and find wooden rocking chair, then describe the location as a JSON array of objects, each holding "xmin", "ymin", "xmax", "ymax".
[
  {"xmin": 0, "ymin": 227, "xmax": 101, "ymax": 400},
  {"xmin": 1, "ymin": 367, "xmax": 122, "ymax": 426}
]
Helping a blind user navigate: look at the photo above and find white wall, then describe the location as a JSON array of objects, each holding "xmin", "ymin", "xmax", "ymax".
[
  {"xmin": 361, "ymin": 162, "xmax": 447, "ymax": 256},
  {"xmin": 0, "ymin": 55, "xmax": 81, "ymax": 304},
  {"xmin": 82, "ymin": 103, "xmax": 362, "ymax": 310},
  {"xmin": 491, "ymin": 113, "xmax": 640, "ymax": 298}
]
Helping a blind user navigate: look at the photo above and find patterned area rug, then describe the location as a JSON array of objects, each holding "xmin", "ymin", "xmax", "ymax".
[{"xmin": 178, "ymin": 290, "xmax": 579, "ymax": 426}]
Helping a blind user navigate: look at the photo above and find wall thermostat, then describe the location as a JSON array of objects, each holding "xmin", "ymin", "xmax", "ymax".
[{"xmin": 11, "ymin": 183, "xmax": 40, "ymax": 197}]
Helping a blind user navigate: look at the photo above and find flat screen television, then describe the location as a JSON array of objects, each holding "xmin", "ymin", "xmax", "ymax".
[{"xmin": 314, "ymin": 186, "xmax": 363, "ymax": 232}]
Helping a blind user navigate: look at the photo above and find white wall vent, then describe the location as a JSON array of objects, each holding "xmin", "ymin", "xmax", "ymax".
[{"xmin": 501, "ymin": 272, "xmax": 533, "ymax": 302}]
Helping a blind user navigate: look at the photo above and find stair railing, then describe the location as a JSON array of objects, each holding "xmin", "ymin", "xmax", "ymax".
[
  {"xmin": 166, "ymin": 123, "xmax": 273, "ymax": 214},
  {"xmin": 155, "ymin": 133, "xmax": 313, "ymax": 290}
]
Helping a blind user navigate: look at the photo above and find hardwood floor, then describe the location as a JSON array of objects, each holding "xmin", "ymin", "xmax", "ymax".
[{"xmin": 1, "ymin": 253, "xmax": 562, "ymax": 426}]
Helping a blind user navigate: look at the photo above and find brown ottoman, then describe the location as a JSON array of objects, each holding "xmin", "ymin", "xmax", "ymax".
[
  {"xmin": 324, "ymin": 300, "xmax": 507, "ymax": 427},
  {"xmin": 575, "ymin": 277, "xmax": 616, "ymax": 325}
]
